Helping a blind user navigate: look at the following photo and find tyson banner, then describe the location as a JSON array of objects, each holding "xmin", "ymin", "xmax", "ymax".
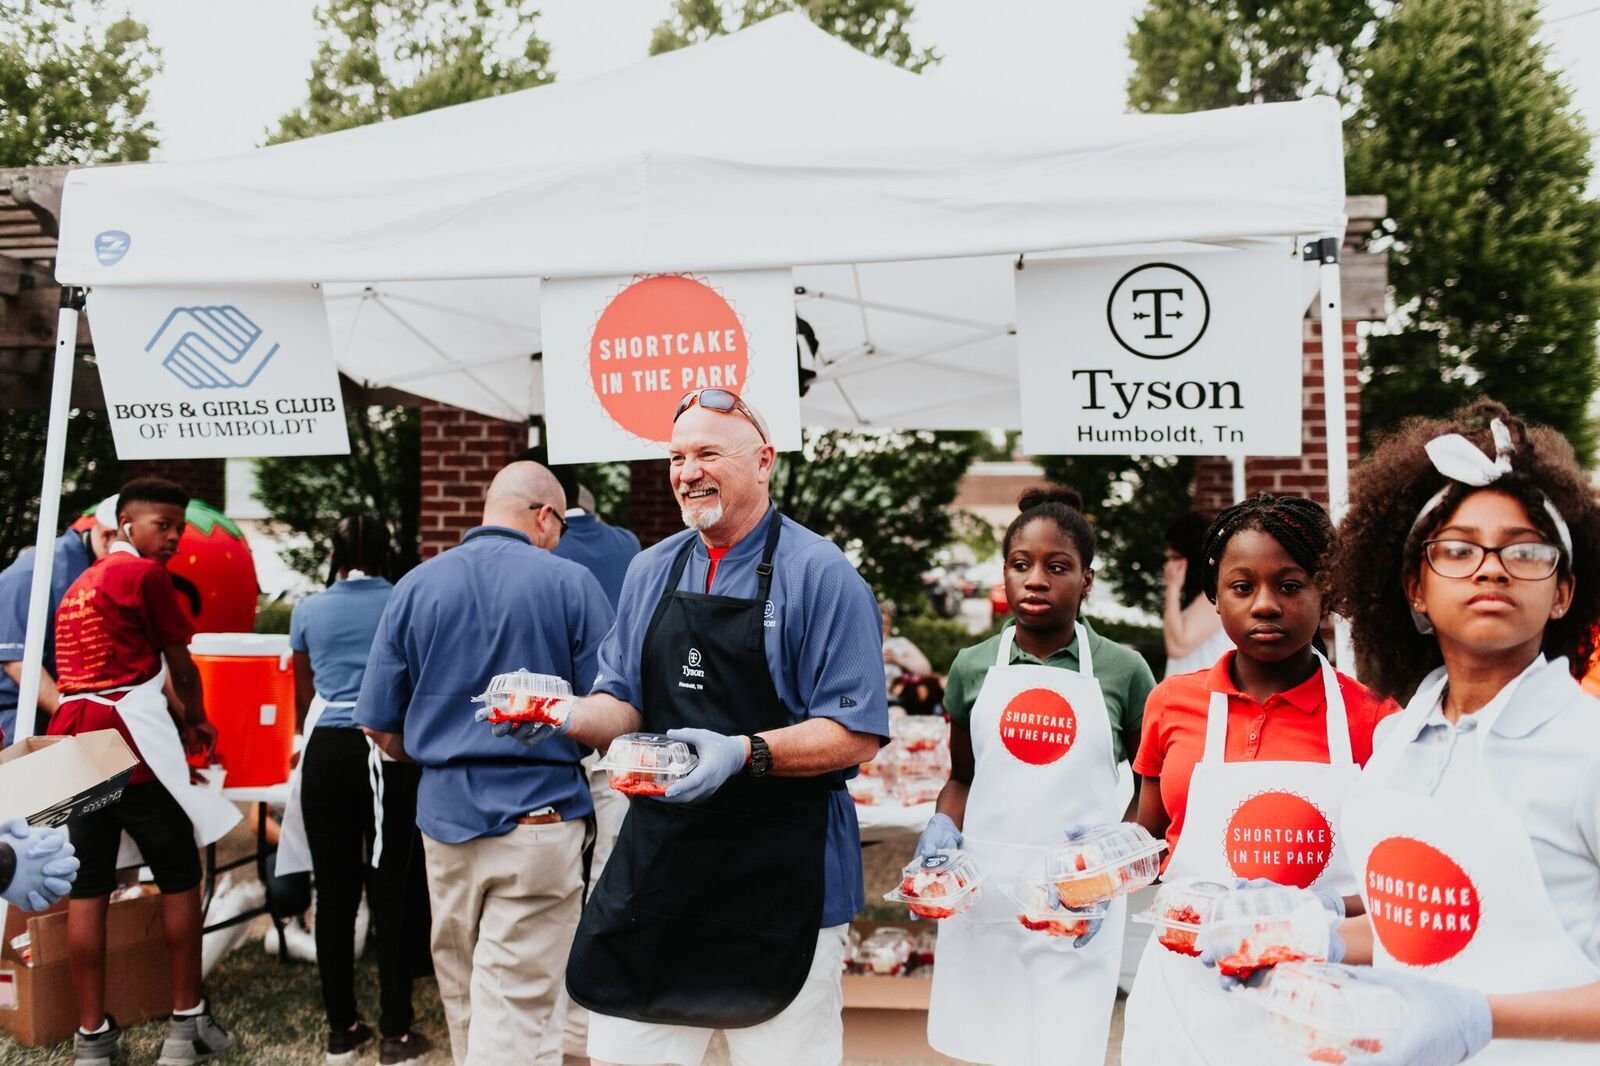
[{"xmin": 541, "ymin": 270, "xmax": 802, "ymax": 463}]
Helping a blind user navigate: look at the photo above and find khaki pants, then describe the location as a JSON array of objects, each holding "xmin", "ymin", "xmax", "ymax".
[
  {"xmin": 561, "ymin": 767, "xmax": 629, "ymax": 1056},
  {"xmin": 422, "ymin": 820, "xmax": 586, "ymax": 1066}
]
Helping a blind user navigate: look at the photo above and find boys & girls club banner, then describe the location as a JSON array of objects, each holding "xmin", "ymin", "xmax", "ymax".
[
  {"xmin": 540, "ymin": 269, "xmax": 802, "ymax": 464},
  {"xmin": 86, "ymin": 285, "xmax": 350, "ymax": 459},
  {"xmin": 1014, "ymin": 247, "xmax": 1306, "ymax": 457}
]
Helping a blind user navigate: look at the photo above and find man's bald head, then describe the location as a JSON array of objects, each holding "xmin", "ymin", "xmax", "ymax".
[{"xmin": 483, "ymin": 460, "xmax": 567, "ymax": 548}]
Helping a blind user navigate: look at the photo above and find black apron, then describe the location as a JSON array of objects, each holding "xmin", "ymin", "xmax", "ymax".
[{"xmin": 566, "ymin": 513, "xmax": 831, "ymax": 1028}]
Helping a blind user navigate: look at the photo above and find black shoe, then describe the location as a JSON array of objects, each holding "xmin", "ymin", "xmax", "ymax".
[
  {"xmin": 378, "ymin": 1030, "xmax": 433, "ymax": 1065},
  {"xmin": 327, "ymin": 1021, "xmax": 374, "ymax": 1063}
]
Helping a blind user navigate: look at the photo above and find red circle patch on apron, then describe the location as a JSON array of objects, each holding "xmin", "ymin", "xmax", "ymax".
[
  {"xmin": 588, "ymin": 275, "xmax": 749, "ymax": 441},
  {"xmin": 1365, "ymin": 836, "xmax": 1481, "ymax": 965},
  {"xmin": 998, "ymin": 688, "xmax": 1078, "ymax": 765},
  {"xmin": 1223, "ymin": 790, "xmax": 1334, "ymax": 888}
]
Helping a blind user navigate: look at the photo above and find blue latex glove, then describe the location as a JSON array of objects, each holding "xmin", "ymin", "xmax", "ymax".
[
  {"xmin": 662, "ymin": 728, "xmax": 748, "ymax": 803},
  {"xmin": 1333, "ymin": 967, "xmax": 1491, "ymax": 1066},
  {"xmin": 914, "ymin": 813, "xmax": 963, "ymax": 860},
  {"xmin": 473, "ymin": 699, "xmax": 572, "ymax": 747},
  {"xmin": 0, "ymin": 818, "xmax": 79, "ymax": 912},
  {"xmin": 1060, "ymin": 825, "xmax": 1106, "ymax": 949},
  {"xmin": 1201, "ymin": 878, "xmax": 1346, "ymax": 989}
]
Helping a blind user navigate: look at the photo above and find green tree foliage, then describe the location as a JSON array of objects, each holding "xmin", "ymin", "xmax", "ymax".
[
  {"xmin": 1347, "ymin": 0, "xmax": 1600, "ymax": 458},
  {"xmin": 0, "ymin": 407, "xmax": 121, "ymax": 566},
  {"xmin": 771, "ymin": 429, "xmax": 981, "ymax": 605},
  {"xmin": 272, "ymin": 0, "xmax": 552, "ymax": 142},
  {"xmin": 1127, "ymin": 0, "xmax": 1375, "ymax": 113},
  {"xmin": 650, "ymin": 0, "xmax": 937, "ymax": 70}
]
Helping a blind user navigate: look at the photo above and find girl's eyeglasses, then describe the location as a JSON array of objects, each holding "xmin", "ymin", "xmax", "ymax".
[{"xmin": 1422, "ymin": 539, "xmax": 1561, "ymax": 580}]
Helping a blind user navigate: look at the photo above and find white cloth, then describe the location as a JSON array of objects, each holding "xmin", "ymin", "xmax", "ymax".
[
  {"xmin": 1163, "ymin": 625, "xmax": 1234, "ymax": 679},
  {"xmin": 586, "ymin": 925, "xmax": 849, "ymax": 1066},
  {"xmin": 1342, "ymin": 657, "xmax": 1600, "ymax": 1064},
  {"xmin": 275, "ymin": 693, "xmax": 382, "ymax": 876},
  {"xmin": 1122, "ymin": 652, "xmax": 1355, "ymax": 1066},
  {"xmin": 927, "ymin": 623, "xmax": 1124, "ymax": 1066}
]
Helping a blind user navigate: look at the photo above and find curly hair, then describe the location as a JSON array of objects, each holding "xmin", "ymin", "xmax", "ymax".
[
  {"xmin": 1003, "ymin": 487, "xmax": 1095, "ymax": 566},
  {"xmin": 1200, "ymin": 494, "xmax": 1334, "ymax": 602},
  {"xmin": 1324, "ymin": 399, "xmax": 1600, "ymax": 698}
]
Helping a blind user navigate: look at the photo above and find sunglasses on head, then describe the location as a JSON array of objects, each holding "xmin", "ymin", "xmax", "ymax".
[{"xmin": 672, "ymin": 388, "xmax": 768, "ymax": 443}]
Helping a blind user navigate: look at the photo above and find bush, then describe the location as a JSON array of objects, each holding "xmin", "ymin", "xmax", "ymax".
[
  {"xmin": 895, "ymin": 612, "xmax": 1003, "ymax": 676},
  {"xmin": 1084, "ymin": 616, "xmax": 1165, "ymax": 678},
  {"xmin": 254, "ymin": 597, "xmax": 293, "ymax": 635}
]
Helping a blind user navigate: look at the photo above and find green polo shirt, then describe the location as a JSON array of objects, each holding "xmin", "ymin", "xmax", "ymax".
[{"xmin": 943, "ymin": 620, "xmax": 1154, "ymax": 764}]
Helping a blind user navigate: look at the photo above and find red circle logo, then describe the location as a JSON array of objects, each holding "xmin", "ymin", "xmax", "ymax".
[
  {"xmin": 1223, "ymin": 791, "xmax": 1335, "ymax": 888},
  {"xmin": 588, "ymin": 275, "xmax": 749, "ymax": 442},
  {"xmin": 998, "ymin": 688, "xmax": 1078, "ymax": 765},
  {"xmin": 1365, "ymin": 836, "xmax": 1480, "ymax": 965}
]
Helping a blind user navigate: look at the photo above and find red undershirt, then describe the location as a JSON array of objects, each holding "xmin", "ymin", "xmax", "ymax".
[{"xmin": 705, "ymin": 546, "xmax": 731, "ymax": 592}]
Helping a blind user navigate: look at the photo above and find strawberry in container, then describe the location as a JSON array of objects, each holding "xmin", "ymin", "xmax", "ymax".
[
  {"xmin": 858, "ymin": 927, "xmax": 916, "ymax": 975},
  {"xmin": 846, "ymin": 775, "xmax": 886, "ymax": 806},
  {"xmin": 1045, "ymin": 823, "xmax": 1165, "ymax": 907},
  {"xmin": 882, "ymin": 851, "xmax": 985, "ymax": 919},
  {"xmin": 473, "ymin": 669, "xmax": 574, "ymax": 728},
  {"xmin": 1195, "ymin": 884, "xmax": 1333, "ymax": 982},
  {"xmin": 890, "ymin": 715, "xmax": 948, "ymax": 754},
  {"xmin": 1003, "ymin": 881, "xmax": 1105, "ymax": 940},
  {"xmin": 1132, "ymin": 878, "xmax": 1232, "ymax": 957},
  {"xmin": 1254, "ymin": 962, "xmax": 1408, "ymax": 1063},
  {"xmin": 593, "ymin": 733, "xmax": 699, "ymax": 797},
  {"xmin": 893, "ymin": 774, "xmax": 946, "ymax": 806},
  {"xmin": 913, "ymin": 928, "xmax": 937, "ymax": 969}
]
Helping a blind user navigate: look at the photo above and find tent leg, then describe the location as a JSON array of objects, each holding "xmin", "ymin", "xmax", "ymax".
[
  {"xmin": 14, "ymin": 288, "xmax": 86, "ymax": 742},
  {"xmin": 1231, "ymin": 454, "xmax": 1246, "ymax": 505},
  {"xmin": 1316, "ymin": 255, "xmax": 1357, "ymax": 673}
]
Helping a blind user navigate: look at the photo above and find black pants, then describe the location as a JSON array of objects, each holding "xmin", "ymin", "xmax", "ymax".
[{"xmin": 301, "ymin": 727, "xmax": 431, "ymax": 1036}]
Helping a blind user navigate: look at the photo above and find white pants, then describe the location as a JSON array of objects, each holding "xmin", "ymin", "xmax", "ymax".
[{"xmin": 588, "ymin": 925, "xmax": 849, "ymax": 1066}]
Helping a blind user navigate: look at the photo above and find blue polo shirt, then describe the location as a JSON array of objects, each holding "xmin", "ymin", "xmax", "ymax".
[
  {"xmin": 552, "ymin": 513, "xmax": 640, "ymax": 609},
  {"xmin": 289, "ymin": 576, "xmax": 393, "ymax": 727},
  {"xmin": 355, "ymin": 526, "xmax": 614, "ymax": 843},
  {"xmin": 594, "ymin": 509, "xmax": 889, "ymax": 927},
  {"xmin": 0, "ymin": 530, "xmax": 95, "ymax": 746}
]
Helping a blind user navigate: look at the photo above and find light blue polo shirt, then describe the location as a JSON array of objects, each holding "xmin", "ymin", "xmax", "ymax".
[
  {"xmin": 289, "ymin": 576, "xmax": 393, "ymax": 727},
  {"xmin": 0, "ymin": 530, "xmax": 95, "ymax": 746},
  {"xmin": 355, "ymin": 526, "xmax": 615, "ymax": 843},
  {"xmin": 593, "ymin": 508, "xmax": 890, "ymax": 927}
]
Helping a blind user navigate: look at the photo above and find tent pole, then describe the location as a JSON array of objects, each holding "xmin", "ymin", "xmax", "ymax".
[
  {"xmin": 1309, "ymin": 240, "xmax": 1356, "ymax": 674},
  {"xmin": 1231, "ymin": 455, "xmax": 1247, "ymax": 504},
  {"xmin": 14, "ymin": 287, "xmax": 86, "ymax": 743}
]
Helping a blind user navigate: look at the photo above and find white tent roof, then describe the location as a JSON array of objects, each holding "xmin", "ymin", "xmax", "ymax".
[{"xmin": 55, "ymin": 12, "xmax": 1346, "ymax": 427}]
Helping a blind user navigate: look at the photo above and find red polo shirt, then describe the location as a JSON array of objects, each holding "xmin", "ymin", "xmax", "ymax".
[{"xmin": 1132, "ymin": 651, "xmax": 1399, "ymax": 865}]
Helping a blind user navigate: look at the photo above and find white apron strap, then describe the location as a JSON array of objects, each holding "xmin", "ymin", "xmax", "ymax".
[
  {"xmin": 1316, "ymin": 651, "xmax": 1354, "ymax": 767},
  {"xmin": 1202, "ymin": 690, "xmax": 1230, "ymax": 764},
  {"xmin": 993, "ymin": 622, "xmax": 1093, "ymax": 677},
  {"xmin": 1364, "ymin": 668, "xmax": 1450, "ymax": 783},
  {"xmin": 365, "ymin": 737, "xmax": 386, "ymax": 869},
  {"xmin": 994, "ymin": 625, "xmax": 1016, "ymax": 667}
]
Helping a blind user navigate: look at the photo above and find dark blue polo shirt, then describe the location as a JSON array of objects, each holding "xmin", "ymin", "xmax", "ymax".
[
  {"xmin": 552, "ymin": 513, "xmax": 640, "ymax": 610},
  {"xmin": 355, "ymin": 526, "xmax": 614, "ymax": 843},
  {"xmin": 0, "ymin": 530, "xmax": 95, "ymax": 745}
]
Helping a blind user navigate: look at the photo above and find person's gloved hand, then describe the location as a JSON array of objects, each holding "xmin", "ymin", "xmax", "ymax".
[
  {"xmin": 914, "ymin": 813, "xmax": 963, "ymax": 860},
  {"xmin": 0, "ymin": 818, "xmax": 79, "ymax": 911},
  {"xmin": 1059, "ymin": 826, "xmax": 1106, "ymax": 949},
  {"xmin": 474, "ymin": 699, "xmax": 573, "ymax": 747},
  {"xmin": 1200, "ymin": 878, "xmax": 1346, "ymax": 989},
  {"xmin": 1331, "ymin": 967, "xmax": 1492, "ymax": 1066},
  {"xmin": 662, "ymin": 729, "xmax": 748, "ymax": 803}
]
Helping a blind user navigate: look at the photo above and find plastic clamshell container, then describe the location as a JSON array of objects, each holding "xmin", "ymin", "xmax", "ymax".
[
  {"xmin": 1003, "ymin": 881, "xmax": 1107, "ymax": 940},
  {"xmin": 594, "ymin": 733, "xmax": 698, "ymax": 797},
  {"xmin": 472, "ymin": 669, "xmax": 573, "ymax": 726},
  {"xmin": 1195, "ymin": 885, "xmax": 1333, "ymax": 980},
  {"xmin": 1132, "ymin": 878, "xmax": 1234, "ymax": 957},
  {"xmin": 893, "ymin": 774, "xmax": 945, "ymax": 806},
  {"xmin": 882, "ymin": 850, "xmax": 986, "ymax": 919},
  {"xmin": 1045, "ymin": 823, "xmax": 1166, "ymax": 907},
  {"xmin": 889, "ymin": 716, "xmax": 948, "ymax": 753},
  {"xmin": 858, "ymin": 927, "xmax": 916, "ymax": 975},
  {"xmin": 846, "ymin": 775, "xmax": 886, "ymax": 806},
  {"xmin": 1256, "ymin": 962, "xmax": 1409, "ymax": 1062}
]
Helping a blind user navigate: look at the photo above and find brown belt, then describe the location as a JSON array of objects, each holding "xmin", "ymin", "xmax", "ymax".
[{"xmin": 516, "ymin": 812, "xmax": 562, "ymax": 826}]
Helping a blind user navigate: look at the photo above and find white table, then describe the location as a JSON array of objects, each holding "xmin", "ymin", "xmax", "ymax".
[
  {"xmin": 855, "ymin": 800, "xmax": 935, "ymax": 844},
  {"xmin": 203, "ymin": 782, "xmax": 292, "ymax": 958}
]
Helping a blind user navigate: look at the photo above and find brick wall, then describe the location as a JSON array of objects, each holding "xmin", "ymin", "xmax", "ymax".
[
  {"xmin": 628, "ymin": 459, "xmax": 682, "ymax": 548},
  {"xmin": 121, "ymin": 459, "xmax": 226, "ymax": 510},
  {"xmin": 1191, "ymin": 318, "xmax": 1360, "ymax": 514},
  {"xmin": 418, "ymin": 402, "xmax": 525, "ymax": 558}
]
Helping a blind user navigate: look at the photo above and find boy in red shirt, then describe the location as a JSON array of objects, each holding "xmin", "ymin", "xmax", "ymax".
[{"xmin": 50, "ymin": 478, "xmax": 233, "ymax": 1066}]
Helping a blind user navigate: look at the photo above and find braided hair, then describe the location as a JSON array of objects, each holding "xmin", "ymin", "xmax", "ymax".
[
  {"xmin": 1003, "ymin": 487, "xmax": 1095, "ymax": 566},
  {"xmin": 328, "ymin": 513, "xmax": 391, "ymax": 585},
  {"xmin": 1201, "ymin": 494, "xmax": 1333, "ymax": 602}
]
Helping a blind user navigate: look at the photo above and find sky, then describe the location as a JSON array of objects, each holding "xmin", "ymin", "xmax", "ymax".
[{"xmin": 123, "ymin": 0, "xmax": 1598, "ymax": 165}]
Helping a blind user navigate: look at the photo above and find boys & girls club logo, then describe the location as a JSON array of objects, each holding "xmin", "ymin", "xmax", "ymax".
[
  {"xmin": 1365, "ymin": 836, "xmax": 1481, "ymax": 966},
  {"xmin": 147, "ymin": 305, "xmax": 280, "ymax": 390},
  {"xmin": 998, "ymin": 688, "xmax": 1077, "ymax": 765},
  {"xmin": 1223, "ymin": 790, "xmax": 1334, "ymax": 888}
]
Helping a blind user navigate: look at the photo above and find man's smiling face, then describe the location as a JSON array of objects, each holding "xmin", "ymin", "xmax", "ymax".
[{"xmin": 668, "ymin": 403, "xmax": 773, "ymax": 542}]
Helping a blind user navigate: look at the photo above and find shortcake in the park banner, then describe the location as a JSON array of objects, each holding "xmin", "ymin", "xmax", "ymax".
[{"xmin": 540, "ymin": 270, "xmax": 802, "ymax": 463}]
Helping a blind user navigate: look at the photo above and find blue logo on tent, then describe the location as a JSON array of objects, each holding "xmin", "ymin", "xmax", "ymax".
[
  {"xmin": 94, "ymin": 231, "xmax": 131, "ymax": 266},
  {"xmin": 146, "ymin": 305, "xmax": 280, "ymax": 390}
]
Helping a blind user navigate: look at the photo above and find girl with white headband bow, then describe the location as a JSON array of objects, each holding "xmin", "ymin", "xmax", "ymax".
[{"xmin": 1320, "ymin": 399, "xmax": 1600, "ymax": 1065}]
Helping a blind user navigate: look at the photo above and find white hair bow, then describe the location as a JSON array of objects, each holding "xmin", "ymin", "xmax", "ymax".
[{"xmin": 1412, "ymin": 417, "xmax": 1573, "ymax": 558}]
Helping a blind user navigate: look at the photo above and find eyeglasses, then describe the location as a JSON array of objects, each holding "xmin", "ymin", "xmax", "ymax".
[
  {"xmin": 1422, "ymin": 539, "xmax": 1561, "ymax": 580},
  {"xmin": 528, "ymin": 503, "xmax": 568, "ymax": 535},
  {"xmin": 672, "ymin": 388, "xmax": 768, "ymax": 443}
]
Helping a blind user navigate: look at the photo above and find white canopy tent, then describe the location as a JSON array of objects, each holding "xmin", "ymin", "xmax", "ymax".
[{"xmin": 19, "ymin": 13, "xmax": 1351, "ymax": 730}]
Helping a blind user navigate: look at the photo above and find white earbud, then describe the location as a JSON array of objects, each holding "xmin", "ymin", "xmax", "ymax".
[{"xmin": 122, "ymin": 523, "xmax": 133, "ymax": 539}]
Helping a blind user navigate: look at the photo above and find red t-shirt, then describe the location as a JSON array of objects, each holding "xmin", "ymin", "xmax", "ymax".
[
  {"xmin": 705, "ymin": 546, "xmax": 731, "ymax": 592},
  {"xmin": 1132, "ymin": 651, "xmax": 1399, "ymax": 868}
]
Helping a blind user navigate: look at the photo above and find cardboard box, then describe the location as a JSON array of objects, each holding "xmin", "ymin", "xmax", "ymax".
[
  {"xmin": 842, "ymin": 920, "xmax": 960, "ymax": 1064},
  {"xmin": 0, "ymin": 731, "xmax": 137, "ymax": 827},
  {"xmin": 0, "ymin": 886, "xmax": 173, "ymax": 1045}
]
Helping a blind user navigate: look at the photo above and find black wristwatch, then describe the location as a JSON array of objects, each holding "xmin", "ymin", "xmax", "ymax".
[{"xmin": 745, "ymin": 734, "xmax": 772, "ymax": 778}]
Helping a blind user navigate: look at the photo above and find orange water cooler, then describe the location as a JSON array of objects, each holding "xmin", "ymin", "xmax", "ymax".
[{"xmin": 188, "ymin": 633, "xmax": 296, "ymax": 787}]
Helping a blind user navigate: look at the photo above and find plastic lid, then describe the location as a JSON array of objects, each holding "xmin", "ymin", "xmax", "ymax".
[
  {"xmin": 858, "ymin": 927, "xmax": 916, "ymax": 973},
  {"xmin": 1045, "ymin": 823, "xmax": 1166, "ymax": 904},
  {"xmin": 189, "ymin": 632, "xmax": 290, "ymax": 656},
  {"xmin": 882, "ymin": 850, "xmax": 986, "ymax": 914},
  {"xmin": 1003, "ymin": 880, "xmax": 1106, "ymax": 938},
  {"xmin": 1257, "ymin": 963, "xmax": 1409, "ymax": 1051},
  {"xmin": 1195, "ymin": 885, "xmax": 1333, "ymax": 971},
  {"xmin": 594, "ymin": 733, "xmax": 698, "ymax": 777},
  {"xmin": 1132, "ymin": 878, "xmax": 1234, "ymax": 932},
  {"xmin": 890, "ymin": 716, "xmax": 948, "ymax": 750},
  {"xmin": 472, "ymin": 669, "xmax": 573, "ymax": 702}
]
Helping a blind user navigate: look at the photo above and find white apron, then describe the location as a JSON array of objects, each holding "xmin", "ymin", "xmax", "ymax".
[
  {"xmin": 1122, "ymin": 652, "xmax": 1357, "ymax": 1066},
  {"xmin": 69, "ymin": 667, "xmax": 241, "ymax": 866},
  {"xmin": 1342, "ymin": 661, "xmax": 1600, "ymax": 1065},
  {"xmin": 927, "ymin": 623, "xmax": 1125, "ymax": 1066},
  {"xmin": 276, "ymin": 695, "xmax": 386, "ymax": 876}
]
